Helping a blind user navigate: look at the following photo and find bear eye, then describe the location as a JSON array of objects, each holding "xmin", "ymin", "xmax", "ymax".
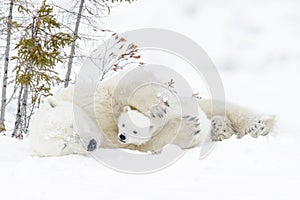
[
  {"xmin": 122, "ymin": 124, "xmax": 125, "ymax": 127},
  {"xmin": 133, "ymin": 130, "xmax": 137, "ymax": 134}
]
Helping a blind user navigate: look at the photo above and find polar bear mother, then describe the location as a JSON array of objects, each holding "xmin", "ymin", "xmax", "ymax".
[{"xmin": 30, "ymin": 68, "xmax": 275, "ymax": 156}]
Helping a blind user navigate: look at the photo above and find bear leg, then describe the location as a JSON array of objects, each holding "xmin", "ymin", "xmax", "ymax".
[{"xmin": 198, "ymin": 99, "xmax": 275, "ymax": 139}]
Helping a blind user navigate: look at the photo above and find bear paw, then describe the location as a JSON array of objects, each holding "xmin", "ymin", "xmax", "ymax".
[
  {"xmin": 149, "ymin": 103, "xmax": 170, "ymax": 130},
  {"xmin": 243, "ymin": 116, "xmax": 275, "ymax": 138},
  {"xmin": 150, "ymin": 104, "xmax": 168, "ymax": 119},
  {"xmin": 210, "ymin": 116, "xmax": 235, "ymax": 141},
  {"xmin": 182, "ymin": 115, "xmax": 201, "ymax": 136}
]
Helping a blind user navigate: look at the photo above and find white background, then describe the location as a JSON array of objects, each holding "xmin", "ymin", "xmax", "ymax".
[{"xmin": 0, "ymin": 0, "xmax": 299, "ymax": 200}]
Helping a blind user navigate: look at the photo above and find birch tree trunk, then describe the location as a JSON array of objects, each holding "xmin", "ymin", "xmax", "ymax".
[
  {"xmin": 0, "ymin": 0, "xmax": 14, "ymax": 132},
  {"xmin": 64, "ymin": 0, "xmax": 84, "ymax": 88},
  {"xmin": 21, "ymin": 83, "xmax": 29, "ymax": 134},
  {"xmin": 12, "ymin": 85, "xmax": 23, "ymax": 138},
  {"xmin": 12, "ymin": 65, "xmax": 30, "ymax": 139}
]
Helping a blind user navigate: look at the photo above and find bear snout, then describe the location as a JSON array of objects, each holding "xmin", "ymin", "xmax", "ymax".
[{"xmin": 87, "ymin": 139, "xmax": 97, "ymax": 151}]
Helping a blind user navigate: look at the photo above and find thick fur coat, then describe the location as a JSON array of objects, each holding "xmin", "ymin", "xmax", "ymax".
[{"xmin": 30, "ymin": 68, "xmax": 275, "ymax": 156}]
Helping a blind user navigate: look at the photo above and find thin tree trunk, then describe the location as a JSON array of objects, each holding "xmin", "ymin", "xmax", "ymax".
[
  {"xmin": 12, "ymin": 85, "xmax": 23, "ymax": 138},
  {"xmin": 64, "ymin": 0, "xmax": 84, "ymax": 88},
  {"xmin": 21, "ymin": 83, "xmax": 29, "ymax": 135},
  {"xmin": 12, "ymin": 67, "xmax": 30, "ymax": 139},
  {"xmin": 12, "ymin": 75, "xmax": 29, "ymax": 139},
  {"xmin": 0, "ymin": 0, "xmax": 14, "ymax": 132}
]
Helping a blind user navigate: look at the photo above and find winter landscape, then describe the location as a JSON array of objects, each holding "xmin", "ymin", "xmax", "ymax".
[{"xmin": 0, "ymin": 0, "xmax": 300, "ymax": 200}]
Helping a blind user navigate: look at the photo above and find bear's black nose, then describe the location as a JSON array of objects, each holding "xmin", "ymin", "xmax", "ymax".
[
  {"xmin": 119, "ymin": 134, "xmax": 126, "ymax": 141},
  {"xmin": 87, "ymin": 139, "xmax": 97, "ymax": 151}
]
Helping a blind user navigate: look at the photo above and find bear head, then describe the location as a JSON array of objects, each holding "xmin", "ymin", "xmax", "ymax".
[{"xmin": 117, "ymin": 106, "xmax": 156, "ymax": 145}]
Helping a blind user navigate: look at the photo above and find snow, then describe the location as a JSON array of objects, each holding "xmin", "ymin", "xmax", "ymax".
[
  {"xmin": 103, "ymin": 0, "xmax": 300, "ymax": 71},
  {"xmin": 1, "ymin": 0, "xmax": 300, "ymax": 200},
  {"xmin": 1, "ymin": 67, "xmax": 299, "ymax": 200}
]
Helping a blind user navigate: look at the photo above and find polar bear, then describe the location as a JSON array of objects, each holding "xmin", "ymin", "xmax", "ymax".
[
  {"xmin": 29, "ymin": 98, "xmax": 84, "ymax": 156},
  {"xmin": 117, "ymin": 106, "xmax": 156, "ymax": 145},
  {"xmin": 29, "ymin": 67, "xmax": 275, "ymax": 156}
]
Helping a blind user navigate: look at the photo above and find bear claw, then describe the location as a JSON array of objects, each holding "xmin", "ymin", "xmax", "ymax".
[
  {"xmin": 182, "ymin": 115, "xmax": 202, "ymax": 136},
  {"xmin": 245, "ymin": 117, "xmax": 274, "ymax": 138},
  {"xmin": 210, "ymin": 116, "xmax": 235, "ymax": 141}
]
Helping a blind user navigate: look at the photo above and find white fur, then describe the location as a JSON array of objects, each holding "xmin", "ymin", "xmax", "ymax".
[
  {"xmin": 117, "ymin": 106, "xmax": 153, "ymax": 145},
  {"xmin": 30, "ymin": 97, "xmax": 100, "ymax": 156},
  {"xmin": 29, "ymin": 68, "xmax": 275, "ymax": 156},
  {"xmin": 30, "ymin": 98, "xmax": 84, "ymax": 156}
]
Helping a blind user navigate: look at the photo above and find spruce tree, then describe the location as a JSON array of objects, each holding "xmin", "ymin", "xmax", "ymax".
[{"xmin": 12, "ymin": 0, "xmax": 73, "ymax": 138}]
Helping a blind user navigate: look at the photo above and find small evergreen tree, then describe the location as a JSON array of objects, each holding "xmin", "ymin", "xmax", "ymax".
[{"xmin": 12, "ymin": 0, "xmax": 73, "ymax": 138}]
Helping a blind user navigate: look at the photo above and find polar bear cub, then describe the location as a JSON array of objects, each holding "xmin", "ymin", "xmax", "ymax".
[
  {"xmin": 29, "ymin": 97, "xmax": 100, "ymax": 156},
  {"xmin": 117, "ymin": 106, "xmax": 155, "ymax": 145}
]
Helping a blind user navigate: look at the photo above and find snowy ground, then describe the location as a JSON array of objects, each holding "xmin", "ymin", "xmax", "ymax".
[
  {"xmin": 1, "ymin": 0, "xmax": 300, "ymax": 200},
  {"xmin": 0, "ymin": 67, "xmax": 299, "ymax": 200}
]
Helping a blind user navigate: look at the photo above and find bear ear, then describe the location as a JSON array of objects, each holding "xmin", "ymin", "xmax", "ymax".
[
  {"xmin": 47, "ymin": 97, "xmax": 57, "ymax": 108},
  {"xmin": 123, "ymin": 106, "xmax": 131, "ymax": 112}
]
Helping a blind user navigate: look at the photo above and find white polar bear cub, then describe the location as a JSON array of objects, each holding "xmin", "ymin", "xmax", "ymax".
[
  {"xmin": 30, "ymin": 68, "xmax": 275, "ymax": 156},
  {"xmin": 30, "ymin": 98, "xmax": 82, "ymax": 156},
  {"xmin": 116, "ymin": 102, "xmax": 211, "ymax": 152},
  {"xmin": 117, "ymin": 106, "xmax": 155, "ymax": 145},
  {"xmin": 30, "ymin": 96, "xmax": 99, "ymax": 156}
]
